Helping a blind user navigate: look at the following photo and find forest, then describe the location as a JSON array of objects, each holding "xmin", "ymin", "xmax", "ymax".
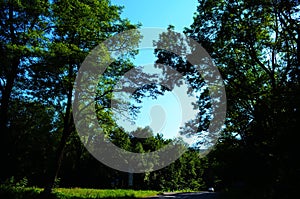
[{"xmin": 0, "ymin": 0, "xmax": 299, "ymax": 199}]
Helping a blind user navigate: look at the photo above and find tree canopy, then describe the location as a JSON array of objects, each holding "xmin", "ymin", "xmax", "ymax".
[
  {"xmin": 183, "ymin": 0, "xmax": 300, "ymax": 198},
  {"xmin": 1, "ymin": 0, "xmax": 299, "ymax": 198}
]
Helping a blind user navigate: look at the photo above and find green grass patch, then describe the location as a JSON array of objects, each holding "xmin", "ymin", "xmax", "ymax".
[
  {"xmin": 0, "ymin": 185, "xmax": 159, "ymax": 199},
  {"xmin": 54, "ymin": 188, "xmax": 158, "ymax": 198}
]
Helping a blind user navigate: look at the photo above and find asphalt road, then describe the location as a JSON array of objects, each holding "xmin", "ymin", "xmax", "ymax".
[{"xmin": 147, "ymin": 192, "xmax": 221, "ymax": 199}]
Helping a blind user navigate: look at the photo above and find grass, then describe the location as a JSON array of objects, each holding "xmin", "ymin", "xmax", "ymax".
[
  {"xmin": 0, "ymin": 185, "xmax": 159, "ymax": 199},
  {"xmin": 54, "ymin": 188, "xmax": 158, "ymax": 198}
]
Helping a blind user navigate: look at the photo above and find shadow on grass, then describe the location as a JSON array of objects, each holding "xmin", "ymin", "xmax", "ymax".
[{"xmin": 146, "ymin": 192, "xmax": 223, "ymax": 199}]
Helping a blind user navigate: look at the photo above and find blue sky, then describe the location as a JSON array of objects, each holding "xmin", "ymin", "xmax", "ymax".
[
  {"xmin": 110, "ymin": 0, "xmax": 199, "ymax": 142},
  {"xmin": 111, "ymin": 0, "xmax": 198, "ymax": 31}
]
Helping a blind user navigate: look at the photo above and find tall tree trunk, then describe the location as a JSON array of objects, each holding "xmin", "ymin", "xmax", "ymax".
[
  {"xmin": 0, "ymin": 61, "xmax": 19, "ymax": 130},
  {"xmin": 0, "ymin": 0, "xmax": 19, "ymax": 140},
  {"xmin": 43, "ymin": 64, "xmax": 74, "ymax": 194},
  {"xmin": 0, "ymin": 58, "xmax": 19, "ymax": 179},
  {"xmin": 43, "ymin": 116, "xmax": 74, "ymax": 194}
]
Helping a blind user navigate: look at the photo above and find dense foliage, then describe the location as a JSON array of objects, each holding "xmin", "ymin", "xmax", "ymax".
[
  {"xmin": 0, "ymin": 0, "xmax": 210, "ymax": 193},
  {"xmin": 1, "ymin": 0, "xmax": 299, "ymax": 198},
  {"xmin": 183, "ymin": 0, "xmax": 299, "ymax": 198},
  {"xmin": 153, "ymin": 0, "xmax": 300, "ymax": 198}
]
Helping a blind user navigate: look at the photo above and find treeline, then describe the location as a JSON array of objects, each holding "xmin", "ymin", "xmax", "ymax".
[{"xmin": 2, "ymin": 114, "xmax": 207, "ymax": 191}]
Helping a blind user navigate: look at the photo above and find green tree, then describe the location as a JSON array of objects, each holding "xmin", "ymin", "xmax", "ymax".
[
  {"xmin": 37, "ymin": 0, "xmax": 139, "ymax": 193},
  {"xmin": 184, "ymin": 0, "xmax": 300, "ymax": 198},
  {"xmin": 5, "ymin": 99, "xmax": 56, "ymax": 186},
  {"xmin": 0, "ymin": 0, "xmax": 50, "ymax": 179},
  {"xmin": 153, "ymin": 25, "xmax": 225, "ymax": 151}
]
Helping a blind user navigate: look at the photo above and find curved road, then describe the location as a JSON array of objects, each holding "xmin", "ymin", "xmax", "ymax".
[{"xmin": 147, "ymin": 192, "xmax": 221, "ymax": 199}]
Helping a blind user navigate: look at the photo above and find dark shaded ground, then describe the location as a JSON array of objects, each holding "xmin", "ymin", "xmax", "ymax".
[{"xmin": 147, "ymin": 192, "xmax": 221, "ymax": 199}]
